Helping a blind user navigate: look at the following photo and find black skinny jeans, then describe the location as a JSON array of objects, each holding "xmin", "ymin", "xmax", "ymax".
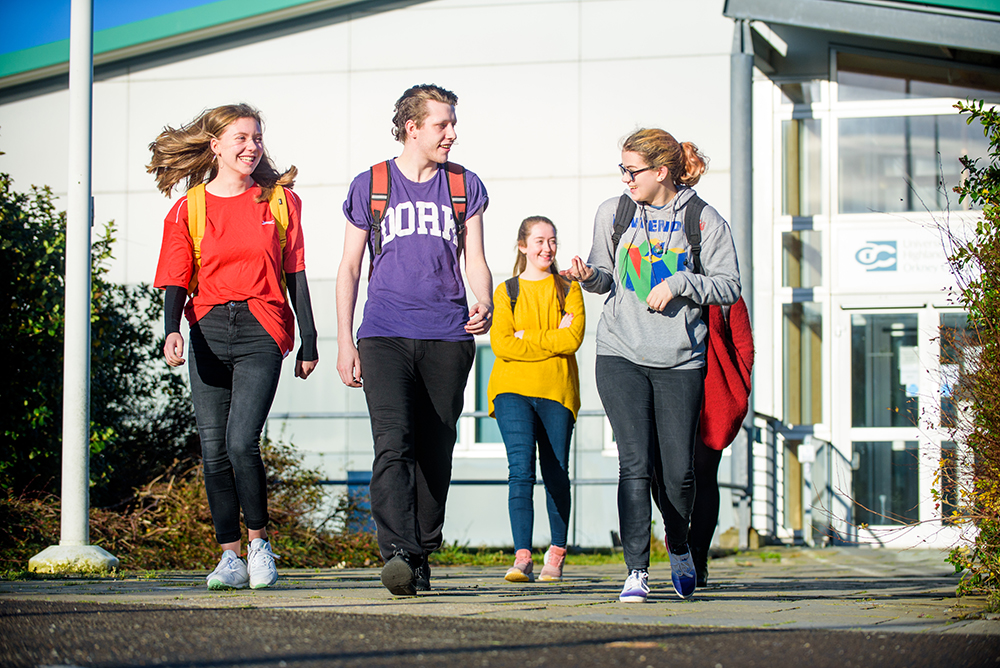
[
  {"xmin": 596, "ymin": 355, "xmax": 703, "ymax": 573},
  {"xmin": 358, "ymin": 337, "xmax": 475, "ymax": 560},
  {"xmin": 689, "ymin": 444, "xmax": 724, "ymax": 571},
  {"xmin": 189, "ymin": 301, "xmax": 282, "ymax": 545}
]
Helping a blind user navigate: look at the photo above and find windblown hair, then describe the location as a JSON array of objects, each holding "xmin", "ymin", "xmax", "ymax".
[
  {"xmin": 146, "ymin": 103, "xmax": 296, "ymax": 203},
  {"xmin": 391, "ymin": 84, "xmax": 459, "ymax": 143},
  {"xmin": 621, "ymin": 128, "xmax": 708, "ymax": 187},
  {"xmin": 513, "ymin": 216, "xmax": 568, "ymax": 314}
]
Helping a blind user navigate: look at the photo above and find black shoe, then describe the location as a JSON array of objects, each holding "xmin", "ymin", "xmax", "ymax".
[
  {"xmin": 691, "ymin": 548, "xmax": 708, "ymax": 588},
  {"xmin": 381, "ymin": 553, "xmax": 417, "ymax": 596},
  {"xmin": 414, "ymin": 555, "xmax": 431, "ymax": 592}
]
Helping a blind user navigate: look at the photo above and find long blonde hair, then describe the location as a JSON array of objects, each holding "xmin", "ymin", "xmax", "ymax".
[
  {"xmin": 513, "ymin": 216, "xmax": 568, "ymax": 313},
  {"xmin": 147, "ymin": 103, "xmax": 296, "ymax": 203},
  {"xmin": 621, "ymin": 128, "xmax": 708, "ymax": 187}
]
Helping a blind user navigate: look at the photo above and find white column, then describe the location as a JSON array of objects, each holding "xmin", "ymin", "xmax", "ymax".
[{"xmin": 29, "ymin": 0, "xmax": 118, "ymax": 575}]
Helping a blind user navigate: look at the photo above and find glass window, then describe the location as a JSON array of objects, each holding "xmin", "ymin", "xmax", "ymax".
[
  {"xmin": 474, "ymin": 346, "xmax": 501, "ymax": 443},
  {"xmin": 782, "ymin": 230, "xmax": 822, "ymax": 288},
  {"xmin": 851, "ymin": 314, "xmax": 919, "ymax": 428},
  {"xmin": 837, "ymin": 52, "xmax": 1000, "ymax": 103},
  {"xmin": 939, "ymin": 313, "xmax": 970, "ymax": 428},
  {"xmin": 838, "ymin": 114, "xmax": 990, "ymax": 214},
  {"xmin": 783, "ymin": 440, "xmax": 803, "ymax": 532},
  {"xmin": 852, "ymin": 440, "xmax": 919, "ymax": 525},
  {"xmin": 782, "ymin": 119, "xmax": 823, "ymax": 217},
  {"xmin": 783, "ymin": 303, "xmax": 822, "ymax": 424}
]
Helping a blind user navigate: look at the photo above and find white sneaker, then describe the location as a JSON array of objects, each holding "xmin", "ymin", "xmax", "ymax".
[
  {"xmin": 207, "ymin": 550, "xmax": 249, "ymax": 590},
  {"xmin": 248, "ymin": 538, "xmax": 278, "ymax": 589},
  {"xmin": 619, "ymin": 569, "xmax": 649, "ymax": 603}
]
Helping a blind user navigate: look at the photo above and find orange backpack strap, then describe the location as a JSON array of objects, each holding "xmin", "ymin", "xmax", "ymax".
[
  {"xmin": 185, "ymin": 183, "xmax": 207, "ymax": 295},
  {"xmin": 444, "ymin": 161, "xmax": 467, "ymax": 256},
  {"xmin": 368, "ymin": 161, "xmax": 391, "ymax": 257},
  {"xmin": 269, "ymin": 185, "xmax": 290, "ymax": 296}
]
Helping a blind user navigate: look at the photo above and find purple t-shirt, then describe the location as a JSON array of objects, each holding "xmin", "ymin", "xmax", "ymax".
[{"xmin": 343, "ymin": 160, "xmax": 489, "ymax": 341}]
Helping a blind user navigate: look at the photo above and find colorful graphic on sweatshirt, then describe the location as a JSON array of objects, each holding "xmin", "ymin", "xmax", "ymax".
[{"xmin": 617, "ymin": 239, "xmax": 688, "ymax": 301}]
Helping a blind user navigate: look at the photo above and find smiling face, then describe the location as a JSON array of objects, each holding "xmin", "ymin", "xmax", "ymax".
[
  {"xmin": 620, "ymin": 149, "xmax": 674, "ymax": 206},
  {"xmin": 406, "ymin": 100, "xmax": 457, "ymax": 164},
  {"xmin": 518, "ymin": 221, "xmax": 558, "ymax": 277},
  {"xmin": 210, "ymin": 117, "xmax": 263, "ymax": 181}
]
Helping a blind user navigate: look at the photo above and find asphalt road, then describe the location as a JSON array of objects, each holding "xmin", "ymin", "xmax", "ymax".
[{"xmin": 3, "ymin": 599, "xmax": 999, "ymax": 668}]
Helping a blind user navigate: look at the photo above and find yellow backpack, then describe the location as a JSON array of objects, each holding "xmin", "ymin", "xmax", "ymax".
[{"xmin": 185, "ymin": 183, "xmax": 290, "ymax": 296}]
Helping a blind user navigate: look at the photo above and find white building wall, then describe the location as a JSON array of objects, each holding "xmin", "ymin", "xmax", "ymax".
[{"xmin": 0, "ymin": 0, "xmax": 737, "ymax": 548}]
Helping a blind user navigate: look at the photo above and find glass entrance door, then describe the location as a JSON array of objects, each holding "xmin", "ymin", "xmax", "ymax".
[
  {"xmin": 833, "ymin": 303, "xmax": 970, "ymax": 549},
  {"xmin": 849, "ymin": 312, "xmax": 921, "ymax": 527}
]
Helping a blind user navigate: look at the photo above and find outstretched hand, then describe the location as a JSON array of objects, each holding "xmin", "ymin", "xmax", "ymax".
[{"xmin": 559, "ymin": 256, "xmax": 594, "ymax": 282}]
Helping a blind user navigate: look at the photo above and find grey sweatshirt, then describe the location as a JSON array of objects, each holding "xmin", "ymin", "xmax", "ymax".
[{"xmin": 581, "ymin": 186, "xmax": 741, "ymax": 369}]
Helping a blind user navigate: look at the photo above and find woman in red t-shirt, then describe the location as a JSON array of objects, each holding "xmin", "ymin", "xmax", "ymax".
[{"xmin": 149, "ymin": 104, "xmax": 318, "ymax": 591}]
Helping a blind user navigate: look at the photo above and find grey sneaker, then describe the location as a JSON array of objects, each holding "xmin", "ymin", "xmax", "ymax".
[
  {"xmin": 248, "ymin": 538, "xmax": 278, "ymax": 589},
  {"xmin": 207, "ymin": 550, "xmax": 249, "ymax": 590}
]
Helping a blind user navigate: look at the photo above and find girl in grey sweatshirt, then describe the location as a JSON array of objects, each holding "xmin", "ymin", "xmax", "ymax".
[{"xmin": 563, "ymin": 128, "xmax": 741, "ymax": 603}]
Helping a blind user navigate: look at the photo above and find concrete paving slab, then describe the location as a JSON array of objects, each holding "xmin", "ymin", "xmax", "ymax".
[{"xmin": 2, "ymin": 546, "xmax": 997, "ymax": 636}]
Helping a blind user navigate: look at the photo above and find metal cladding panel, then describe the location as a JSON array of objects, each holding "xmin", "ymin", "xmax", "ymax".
[{"xmin": 723, "ymin": 0, "xmax": 1000, "ymax": 55}]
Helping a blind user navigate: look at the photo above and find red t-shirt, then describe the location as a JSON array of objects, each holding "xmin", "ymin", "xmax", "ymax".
[{"xmin": 154, "ymin": 185, "xmax": 306, "ymax": 357}]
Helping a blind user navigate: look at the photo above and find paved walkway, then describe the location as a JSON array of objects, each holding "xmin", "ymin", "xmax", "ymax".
[{"xmin": 2, "ymin": 546, "xmax": 997, "ymax": 635}]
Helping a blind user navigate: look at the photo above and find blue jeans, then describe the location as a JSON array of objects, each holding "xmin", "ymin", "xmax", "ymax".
[
  {"xmin": 596, "ymin": 355, "xmax": 703, "ymax": 572},
  {"xmin": 493, "ymin": 393, "xmax": 575, "ymax": 551},
  {"xmin": 188, "ymin": 301, "xmax": 282, "ymax": 545}
]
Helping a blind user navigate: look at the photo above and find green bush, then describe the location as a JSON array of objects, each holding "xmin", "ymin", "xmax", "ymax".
[
  {"xmin": 942, "ymin": 100, "xmax": 1000, "ymax": 611},
  {"xmin": 0, "ymin": 172, "xmax": 198, "ymax": 505}
]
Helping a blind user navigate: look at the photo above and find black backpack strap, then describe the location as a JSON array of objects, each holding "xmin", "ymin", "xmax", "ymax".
[
  {"xmin": 683, "ymin": 195, "xmax": 707, "ymax": 275},
  {"xmin": 611, "ymin": 194, "xmax": 637, "ymax": 255},
  {"xmin": 683, "ymin": 194, "xmax": 709, "ymax": 330},
  {"xmin": 504, "ymin": 276, "xmax": 519, "ymax": 312}
]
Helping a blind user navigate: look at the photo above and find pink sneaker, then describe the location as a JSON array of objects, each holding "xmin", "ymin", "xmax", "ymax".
[
  {"xmin": 505, "ymin": 548, "xmax": 534, "ymax": 582},
  {"xmin": 539, "ymin": 545, "xmax": 567, "ymax": 581}
]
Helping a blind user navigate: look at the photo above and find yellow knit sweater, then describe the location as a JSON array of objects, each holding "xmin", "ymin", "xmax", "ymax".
[{"xmin": 487, "ymin": 274, "xmax": 585, "ymax": 418}]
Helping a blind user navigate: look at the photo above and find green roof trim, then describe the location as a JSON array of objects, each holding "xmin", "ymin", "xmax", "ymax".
[
  {"xmin": 0, "ymin": 0, "xmax": 323, "ymax": 80},
  {"xmin": 891, "ymin": 0, "xmax": 1000, "ymax": 13}
]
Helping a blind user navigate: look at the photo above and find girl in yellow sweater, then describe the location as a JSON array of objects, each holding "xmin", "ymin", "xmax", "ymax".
[{"xmin": 488, "ymin": 216, "xmax": 586, "ymax": 582}]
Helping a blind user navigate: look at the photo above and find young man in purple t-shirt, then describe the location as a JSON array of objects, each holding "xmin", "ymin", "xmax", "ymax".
[{"xmin": 336, "ymin": 84, "xmax": 493, "ymax": 596}]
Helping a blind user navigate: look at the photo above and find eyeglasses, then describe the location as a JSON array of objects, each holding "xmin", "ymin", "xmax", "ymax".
[{"xmin": 618, "ymin": 164, "xmax": 653, "ymax": 181}]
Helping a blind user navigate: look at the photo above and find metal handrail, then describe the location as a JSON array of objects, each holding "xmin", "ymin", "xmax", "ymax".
[
  {"xmin": 268, "ymin": 407, "xmax": 755, "ymax": 546},
  {"xmin": 270, "ymin": 408, "xmax": 751, "ymax": 491}
]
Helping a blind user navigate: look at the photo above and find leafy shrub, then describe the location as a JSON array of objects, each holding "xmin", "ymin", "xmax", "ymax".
[
  {"xmin": 941, "ymin": 100, "xmax": 1000, "ymax": 611},
  {"xmin": 0, "ymin": 437, "xmax": 381, "ymax": 571},
  {"xmin": 0, "ymin": 172, "xmax": 199, "ymax": 505}
]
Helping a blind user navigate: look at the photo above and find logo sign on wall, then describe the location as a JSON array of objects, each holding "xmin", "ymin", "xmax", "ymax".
[
  {"xmin": 835, "ymin": 225, "xmax": 956, "ymax": 292},
  {"xmin": 855, "ymin": 241, "xmax": 897, "ymax": 272}
]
